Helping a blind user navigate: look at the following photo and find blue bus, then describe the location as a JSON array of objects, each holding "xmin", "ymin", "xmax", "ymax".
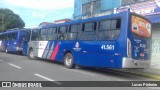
[
  {"xmin": 0, "ymin": 28, "xmax": 26, "ymax": 54},
  {"xmin": 28, "ymin": 11, "xmax": 152, "ymax": 69}
]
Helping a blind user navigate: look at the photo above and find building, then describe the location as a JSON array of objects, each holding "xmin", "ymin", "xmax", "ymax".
[
  {"xmin": 73, "ymin": 0, "xmax": 160, "ymax": 68},
  {"xmin": 73, "ymin": 0, "xmax": 121, "ymax": 20},
  {"xmin": 73, "ymin": 0, "xmax": 158, "ymax": 19}
]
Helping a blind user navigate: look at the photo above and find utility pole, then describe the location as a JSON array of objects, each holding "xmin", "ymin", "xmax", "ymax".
[{"xmin": 90, "ymin": 1, "xmax": 94, "ymax": 18}]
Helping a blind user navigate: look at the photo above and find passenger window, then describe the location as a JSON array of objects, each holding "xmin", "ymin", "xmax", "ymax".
[
  {"xmin": 48, "ymin": 28, "xmax": 57, "ymax": 40},
  {"xmin": 84, "ymin": 22, "xmax": 95, "ymax": 31},
  {"xmin": 58, "ymin": 26, "xmax": 67, "ymax": 40},
  {"xmin": 31, "ymin": 29, "xmax": 39, "ymax": 41},
  {"xmin": 59, "ymin": 26, "xmax": 67, "ymax": 33},
  {"xmin": 8, "ymin": 33, "xmax": 11, "ymax": 40},
  {"xmin": 98, "ymin": 19, "xmax": 121, "ymax": 40},
  {"xmin": 1, "ymin": 34, "xmax": 3, "ymax": 40},
  {"xmin": 70, "ymin": 24, "xmax": 79, "ymax": 32},
  {"xmin": 39, "ymin": 29, "xmax": 47, "ymax": 41},
  {"xmin": 12, "ymin": 33, "xmax": 17, "ymax": 40},
  {"xmin": 24, "ymin": 30, "xmax": 31, "ymax": 41},
  {"xmin": 67, "ymin": 24, "xmax": 79, "ymax": 40},
  {"xmin": 80, "ymin": 22, "xmax": 97, "ymax": 40},
  {"xmin": 5, "ymin": 34, "xmax": 9, "ymax": 40},
  {"xmin": 99, "ymin": 20, "xmax": 111, "ymax": 30}
]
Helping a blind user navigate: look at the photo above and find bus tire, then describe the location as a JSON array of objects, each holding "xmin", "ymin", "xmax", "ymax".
[
  {"xmin": 64, "ymin": 53, "xmax": 75, "ymax": 69},
  {"xmin": 28, "ymin": 49, "xmax": 35, "ymax": 60}
]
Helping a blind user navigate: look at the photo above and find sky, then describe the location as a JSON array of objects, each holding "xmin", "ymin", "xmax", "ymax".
[{"xmin": 0, "ymin": 0, "xmax": 74, "ymax": 27}]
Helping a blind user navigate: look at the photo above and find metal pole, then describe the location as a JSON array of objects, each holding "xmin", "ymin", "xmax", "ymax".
[{"xmin": 90, "ymin": 1, "xmax": 94, "ymax": 18}]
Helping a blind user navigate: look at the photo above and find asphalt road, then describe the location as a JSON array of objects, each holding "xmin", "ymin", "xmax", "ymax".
[{"xmin": 0, "ymin": 52, "xmax": 159, "ymax": 90}]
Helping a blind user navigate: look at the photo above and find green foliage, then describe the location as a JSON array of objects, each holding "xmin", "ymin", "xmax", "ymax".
[{"xmin": 0, "ymin": 8, "xmax": 25, "ymax": 32}]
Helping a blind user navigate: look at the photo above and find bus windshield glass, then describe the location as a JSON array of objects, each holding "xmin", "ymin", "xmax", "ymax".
[{"xmin": 131, "ymin": 15, "xmax": 151, "ymax": 38}]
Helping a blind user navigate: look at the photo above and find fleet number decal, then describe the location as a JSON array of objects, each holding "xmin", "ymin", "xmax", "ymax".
[{"xmin": 101, "ymin": 45, "xmax": 114, "ymax": 50}]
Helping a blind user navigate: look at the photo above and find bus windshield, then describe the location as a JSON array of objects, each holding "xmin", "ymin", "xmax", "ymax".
[{"xmin": 131, "ymin": 15, "xmax": 151, "ymax": 38}]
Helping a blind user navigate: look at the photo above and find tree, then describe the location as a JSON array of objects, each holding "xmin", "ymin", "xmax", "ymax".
[{"xmin": 0, "ymin": 8, "xmax": 25, "ymax": 32}]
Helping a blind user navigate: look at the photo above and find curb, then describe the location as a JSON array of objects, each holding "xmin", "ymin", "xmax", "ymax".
[{"xmin": 112, "ymin": 69, "xmax": 160, "ymax": 80}]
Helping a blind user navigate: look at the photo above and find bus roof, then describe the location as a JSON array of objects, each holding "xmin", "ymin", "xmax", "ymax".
[
  {"xmin": 1, "ymin": 29, "xmax": 23, "ymax": 34},
  {"xmin": 6, "ymin": 28, "xmax": 19, "ymax": 31},
  {"xmin": 41, "ymin": 11, "xmax": 150, "ymax": 29},
  {"xmin": 41, "ymin": 11, "xmax": 129, "ymax": 28}
]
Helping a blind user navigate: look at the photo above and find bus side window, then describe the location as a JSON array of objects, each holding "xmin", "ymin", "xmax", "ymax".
[
  {"xmin": 67, "ymin": 24, "xmax": 79, "ymax": 40},
  {"xmin": 5, "ymin": 34, "xmax": 9, "ymax": 40},
  {"xmin": 9, "ymin": 33, "xmax": 12, "ymax": 40},
  {"xmin": 10, "ymin": 33, "xmax": 13, "ymax": 40},
  {"xmin": 39, "ymin": 28, "xmax": 47, "ymax": 41},
  {"xmin": 98, "ymin": 19, "xmax": 121, "ymax": 40},
  {"xmin": 13, "ymin": 33, "xmax": 17, "ymax": 40},
  {"xmin": 47, "ymin": 27, "xmax": 57, "ymax": 40},
  {"xmin": 24, "ymin": 30, "xmax": 31, "ymax": 41},
  {"xmin": 58, "ymin": 26, "xmax": 67, "ymax": 40},
  {"xmin": 80, "ymin": 22, "xmax": 97, "ymax": 40},
  {"xmin": 12, "ymin": 33, "xmax": 17, "ymax": 40},
  {"xmin": 1, "ymin": 34, "xmax": 3, "ymax": 40},
  {"xmin": 2, "ymin": 34, "xmax": 4, "ymax": 40},
  {"xmin": 31, "ymin": 29, "xmax": 39, "ymax": 41},
  {"xmin": 7, "ymin": 33, "xmax": 10, "ymax": 40}
]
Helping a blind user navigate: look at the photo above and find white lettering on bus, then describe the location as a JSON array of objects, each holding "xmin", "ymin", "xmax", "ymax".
[{"xmin": 101, "ymin": 45, "xmax": 114, "ymax": 50}]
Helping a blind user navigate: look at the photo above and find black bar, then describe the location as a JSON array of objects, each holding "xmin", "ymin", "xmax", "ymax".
[{"xmin": 0, "ymin": 81, "xmax": 160, "ymax": 87}]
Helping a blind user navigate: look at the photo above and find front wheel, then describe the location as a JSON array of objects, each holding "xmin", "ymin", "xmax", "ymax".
[
  {"xmin": 64, "ymin": 53, "xmax": 75, "ymax": 69},
  {"xmin": 28, "ymin": 49, "xmax": 35, "ymax": 60}
]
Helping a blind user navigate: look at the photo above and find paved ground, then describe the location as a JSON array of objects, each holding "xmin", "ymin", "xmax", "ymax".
[{"xmin": 0, "ymin": 52, "xmax": 159, "ymax": 90}]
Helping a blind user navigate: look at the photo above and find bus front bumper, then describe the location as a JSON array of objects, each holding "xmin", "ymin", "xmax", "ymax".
[{"xmin": 122, "ymin": 57, "xmax": 151, "ymax": 68}]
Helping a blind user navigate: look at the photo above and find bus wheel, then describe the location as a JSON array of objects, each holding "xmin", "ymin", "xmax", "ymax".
[
  {"xmin": 64, "ymin": 53, "xmax": 75, "ymax": 69},
  {"xmin": 28, "ymin": 49, "xmax": 35, "ymax": 60}
]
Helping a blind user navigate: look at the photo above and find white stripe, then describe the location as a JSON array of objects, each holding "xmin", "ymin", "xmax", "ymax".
[
  {"xmin": 8, "ymin": 63, "xmax": 22, "ymax": 69},
  {"xmin": 34, "ymin": 73, "xmax": 61, "ymax": 85}
]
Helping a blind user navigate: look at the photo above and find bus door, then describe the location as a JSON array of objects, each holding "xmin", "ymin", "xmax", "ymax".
[
  {"xmin": 22, "ymin": 30, "xmax": 31, "ymax": 55},
  {"xmin": 38, "ymin": 28, "xmax": 49, "ymax": 58},
  {"xmin": 45, "ymin": 27, "xmax": 57, "ymax": 60},
  {"xmin": 29, "ymin": 29, "xmax": 39, "ymax": 57}
]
